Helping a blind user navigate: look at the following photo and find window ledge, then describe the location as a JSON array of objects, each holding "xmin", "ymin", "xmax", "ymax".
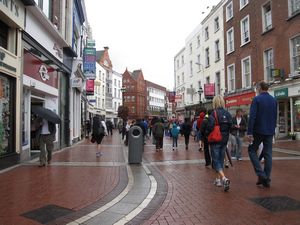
[
  {"xmin": 240, "ymin": 40, "xmax": 251, "ymax": 47},
  {"xmin": 205, "ymin": 65, "xmax": 210, "ymax": 69},
  {"xmin": 214, "ymin": 28, "xmax": 220, "ymax": 33},
  {"xmin": 226, "ymin": 50, "xmax": 235, "ymax": 55},
  {"xmin": 215, "ymin": 58, "xmax": 221, "ymax": 63},
  {"xmin": 262, "ymin": 27, "xmax": 274, "ymax": 35},
  {"xmin": 287, "ymin": 11, "xmax": 300, "ymax": 21}
]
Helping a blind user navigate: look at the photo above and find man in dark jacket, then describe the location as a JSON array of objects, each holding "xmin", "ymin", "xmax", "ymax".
[
  {"xmin": 201, "ymin": 110, "xmax": 212, "ymax": 166},
  {"xmin": 247, "ymin": 81, "xmax": 277, "ymax": 188}
]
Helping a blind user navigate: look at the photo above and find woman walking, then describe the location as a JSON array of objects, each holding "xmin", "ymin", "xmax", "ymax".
[
  {"xmin": 207, "ymin": 96, "xmax": 232, "ymax": 191},
  {"xmin": 153, "ymin": 118, "xmax": 165, "ymax": 152},
  {"xmin": 92, "ymin": 115, "xmax": 107, "ymax": 156},
  {"xmin": 171, "ymin": 122, "xmax": 180, "ymax": 150},
  {"xmin": 182, "ymin": 118, "xmax": 192, "ymax": 150}
]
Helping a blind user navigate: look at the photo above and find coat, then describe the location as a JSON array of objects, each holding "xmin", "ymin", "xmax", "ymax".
[
  {"xmin": 153, "ymin": 122, "xmax": 164, "ymax": 138},
  {"xmin": 231, "ymin": 116, "xmax": 247, "ymax": 137}
]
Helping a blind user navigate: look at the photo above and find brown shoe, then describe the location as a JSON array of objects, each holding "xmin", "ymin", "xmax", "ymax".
[{"xmin": 38, "ymin": 164, "xmax": 46, "ymax": 167}]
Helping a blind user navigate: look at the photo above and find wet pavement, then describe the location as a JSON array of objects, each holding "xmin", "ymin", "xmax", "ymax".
[{"xmin": 1, "ymin": 132, "xmax": 300, "ymax": 225}]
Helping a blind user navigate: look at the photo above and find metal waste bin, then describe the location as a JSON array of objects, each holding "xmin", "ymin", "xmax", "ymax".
[{"xmin": 128, "ymin": 126, "xmax": 143, "ymax": 164}]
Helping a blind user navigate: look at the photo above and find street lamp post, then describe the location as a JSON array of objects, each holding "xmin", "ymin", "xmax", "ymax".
[{"xmin": 198, "ymin": 86, "xmax": 203, "ymax": 106}]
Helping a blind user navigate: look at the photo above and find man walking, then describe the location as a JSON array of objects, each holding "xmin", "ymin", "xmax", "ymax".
[{"xmin": 247, "ymin": 81, "xmax": 277, "ymax": 188}]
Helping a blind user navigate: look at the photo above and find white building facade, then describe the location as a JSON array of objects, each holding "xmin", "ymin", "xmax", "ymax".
[{"xmin": 111, "ymin": 71, "xmax": 123, "ymax": 125}]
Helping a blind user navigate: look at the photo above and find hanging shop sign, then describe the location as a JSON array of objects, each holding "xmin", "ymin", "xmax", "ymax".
[
  {"xmin": 23, "ymin": 50, "xmax": 58, "ymax": 88},
  {"xmin": 86, "ymin": 79, "xmax": 94, "ymax": 95},
  {"xmin": 83, "ymin": 48, "xmax": 96, "ymax": 79},
  {"xmin": 175, "ymin": 95, "xmax": 182, "ymax": 102},
  {"xmin": 86, "ymin": 39, "xmax": 96, "ymax": 48},
  {"xmin": 71, "ymin": 78, "xmax": 83, "ymax": 88},
  {"xmin": 225, "ymin": 92, "xmax": 255, "ymax": 108},
  {"xmin": 274, "ymin": 88, "xmax": 288, "ymax": 99},
  {"xmin": 204, "ymin": 83, "xmax": 215, "ymax": 98}
]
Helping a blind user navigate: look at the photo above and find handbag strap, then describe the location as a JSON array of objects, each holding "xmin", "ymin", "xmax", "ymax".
[{"xmin": 214, "ymin": 110, "xmax": 219, "ymax": 125}]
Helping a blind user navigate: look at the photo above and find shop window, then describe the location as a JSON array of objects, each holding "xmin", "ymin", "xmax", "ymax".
[
  {"xmin": 0, "ymin": 74, "xmax": 15, "ymax": 156},
  {"xmin": 294, "ymin": 100, "xmax": 300, "ymax": 132},
  {"xmin": 0, "ymin": 20, "xmax": 8, "ymax": 49}
]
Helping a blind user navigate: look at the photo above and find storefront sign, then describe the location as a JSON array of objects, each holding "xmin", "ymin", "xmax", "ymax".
[
  {"xmin": 0, "ymin": 0, "xmax": 24, "ymax": 29},
  {"xmin": 23, "ymin": 50, "xmax": 58, "ymax": 88},
  {"xmin": 86, "ymin": 79, "xmax": 94, "ymax": 95},
  {"xmin": 71, "ymin": 78, "xmax": 82, "ymax": 88},
  {"xmin": 0, "ymin": 49, "xmax": 17, "ymax": 73},
  {"xmin": 86, "ymin": 39, "xmax": 96, "ymax": 48},
  {"xmin": 204, "ymin": 84, "xmax": 215, "ymax": 98},
  {"xmin": 225, "ymin": 92, "xmax": 255, "ymax": 108},
  {"xmin": 83, "ymin": 48, "xmax": 96, "ymax": 79},
  {"xmin": 274, "ymin": 88, "xmax": 288, "ymax": 99},
  {"xmin": 175, "ymin": 95, "xmax": 182, "ymax": 102}
]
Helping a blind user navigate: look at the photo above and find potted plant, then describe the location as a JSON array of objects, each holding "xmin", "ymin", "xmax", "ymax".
[{"xmin": 289, "ymin": 132, "xmax": 296, "ymax": 140}]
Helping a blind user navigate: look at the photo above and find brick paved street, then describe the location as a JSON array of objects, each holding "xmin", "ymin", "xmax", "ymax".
[{"xmin": 0, "ymin": 132, "xmax": 300, "ymax": 225}]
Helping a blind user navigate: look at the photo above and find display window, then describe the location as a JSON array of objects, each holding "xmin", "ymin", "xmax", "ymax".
[
  {"xmin": 294, "ymin": 99, "xmax": 300, "ymax": 132},
  {"xmin": 0, "ymin": 73, "xmax": 15, "ymax": 156}
]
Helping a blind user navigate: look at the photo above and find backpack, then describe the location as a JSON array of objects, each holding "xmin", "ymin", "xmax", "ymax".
[{"xmin": 93, "ymin": 117, "xmax": 105, "ymax": 135}]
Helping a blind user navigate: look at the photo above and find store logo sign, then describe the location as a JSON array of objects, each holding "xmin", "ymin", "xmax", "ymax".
[
  {"xmin": 39, "ymin": 65, "xmax": 49, "ymax": 81},
  {"xmin": 274, "ymin": 88, "xmax": 288, "ymax": 99}
]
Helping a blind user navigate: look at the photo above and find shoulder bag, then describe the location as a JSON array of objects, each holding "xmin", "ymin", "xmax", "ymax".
[{"xmin": 208, "ymin": 110, "xmax": 222, "ymax": 143}]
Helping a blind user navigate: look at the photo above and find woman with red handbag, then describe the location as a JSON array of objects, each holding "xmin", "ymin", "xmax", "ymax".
[{"xmin": 207, "ymin": 95, "xmax": 232, "ymax": 192}]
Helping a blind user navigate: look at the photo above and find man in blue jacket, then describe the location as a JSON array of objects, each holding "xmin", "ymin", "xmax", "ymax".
[{"xmin": 247, "ymin": 81, "xmax": 277, "ymax": 188}]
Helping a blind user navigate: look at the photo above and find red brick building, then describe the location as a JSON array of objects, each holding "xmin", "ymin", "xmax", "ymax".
[
  {"xmin": 223, "ymin": 0, "xmax": 300, "ymax": 138},
  {"xmin": 122, "ymin": 69, "xmax": 146, "ymax": 119}
]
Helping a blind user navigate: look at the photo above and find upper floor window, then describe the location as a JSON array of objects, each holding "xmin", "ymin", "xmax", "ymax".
[
  {"xmin": 205, "ymin": 48, "xmax": 210, "ymax": 67},
  {"xmin": 227, "ymin": 64, "xmax": 235, "ymax": 92},
  {"xmin": 240, "ymin": 0, "xmax": 249, "ymax": 10},
  {"xmin": 226, "ymin": 1, "xmax": 233, "ymax": 21},
  {"xmin": 177, "ymin": 59, "xmax": 180, "ymax": 69},
  {"xmin": 289, "ymin": 0, "xmax": 300, "ymax": 17},
  {"xmin": 214, "ymin": 17, "xmax": 220, "ymax": 32},
  {"xmin": 262, "ymin": 2, "xmax": 272, "ymax": 32},
  {"xmin": 189, "ymin": 43, "xmax": 193, "ymax": 54},
  {"xmin": 181, "ymin": 72, "xmax": 184, "ymax": 83},
  {"xmin": 197, "ymin": 35, "xmax": 201, "ymax": 48},
  {"xmin": 0, "ymin": 20, "xmax": 8, "ymax": 49},
  {"xmin": 197, "ymin": 54, "xmax": 201, "ymax": 71},
  {"xmin": 240, "ymin": 15, "xmax": 250, "ymax": 45},
  {"xmin": 215, "ymin": 72, "xmax": 221, "ymax": 95},
  {"xmin": 177, "ymin": 75, "xmax": 180, "ymax": 86},
  {"xmin": 190, "ymin": 60, "xmax": 193, "ymax": 76},
  {"xmin": 264, "ymin": 48, "xmax": 274, "ymax": 82},
  {"xmin": 205, "ymin": 26, "xmax": 209, "ymax": 40},
  {"xmin": 181, "ymin": 55, "xmax": 184, "ymax": 65},
  {"xmin": 215, "ymin": 40, "xmax": 220, "ymax": 61},
  {"xmin": 227, "ymin": 27, "xmax": 234, "ymax": 54},
  {"xmin": 290, "ymin": 35, "xmax": 300, "ymax": 74},
  {"xmin": 241, "ymin": 56, "xmax": 251, "ymax": 88}
]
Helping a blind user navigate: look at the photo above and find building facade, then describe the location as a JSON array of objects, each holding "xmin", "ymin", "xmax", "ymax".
[
  {"xmin": 145, "ymin": 80, "xmax": 167, "ymax": 119},
  {"xmin": 112, "ymin": 70, "xmax": 122, "ymax": 126},
  {"xmin": 0, "ymin": 0, "xmax": 25, "ymax": 169},
  {"xmin": 223, "ymin": 0, "xmax": 300, "ymax": 139},
  {"xmin": 122, "ymin": 69, "xmax": 146, "ymax": 119}
]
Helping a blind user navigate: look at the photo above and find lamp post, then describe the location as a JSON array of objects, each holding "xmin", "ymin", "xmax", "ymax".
[{"xmin": 198, "ymin": 86, "xmax": 203, "ymax": 106}]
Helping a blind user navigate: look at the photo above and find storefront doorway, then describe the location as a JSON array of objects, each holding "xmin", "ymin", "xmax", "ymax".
[{"xmin": 278, "ymin": 100, "xmax": 291, "ymax": 138}]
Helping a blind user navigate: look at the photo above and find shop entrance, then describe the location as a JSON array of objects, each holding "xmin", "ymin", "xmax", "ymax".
[
  {"xmin": 278, "ymin": 100, "xmax": 291, "ymax": 138},
  {"xmin": 30, "ymin": 96, "xmax": 44, "ymax": 156}
]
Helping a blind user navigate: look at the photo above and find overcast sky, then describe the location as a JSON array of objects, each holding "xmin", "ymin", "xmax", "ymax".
[{"xmin": 85, "ymin": 0, "xmax": 221, "ymax": 90}]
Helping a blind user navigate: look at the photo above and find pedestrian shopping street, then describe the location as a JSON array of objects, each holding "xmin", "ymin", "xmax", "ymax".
[{"xmin": 1, "ymin": 132, "xmax": 300, "ymax": 225}]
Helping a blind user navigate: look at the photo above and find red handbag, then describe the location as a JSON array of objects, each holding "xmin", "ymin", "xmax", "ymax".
[{"xmin": 208, "ymin": 110, "xmax": 222, "ymax": 143}]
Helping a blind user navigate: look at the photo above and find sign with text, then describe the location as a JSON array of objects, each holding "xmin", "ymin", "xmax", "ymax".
[
  {"xmin": 224, "ymin": 92, "xmax": 255, "ymax": 108},
  {"xmin": 274, "ymin": 88, "xmax": 288, "ymax": 99},
  {"xmin": 86, "ymin": 79, "xmax": 94, "ymax": 95},
  {"xmin": 83, "ymin": 48, "xmax": 96, "ymax": 79},
  {"xmin": 175, "ymin": 95, "xmax": 182, "ymax": 102},
  {"xmin": 204, "ymin": 83, "xmax": 215, "ymax": 98}
]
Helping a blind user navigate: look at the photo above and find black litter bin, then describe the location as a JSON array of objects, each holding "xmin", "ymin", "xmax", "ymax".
[{"xmin": 128, "ymin": 126, "xmax": 143, "ymax": 164}]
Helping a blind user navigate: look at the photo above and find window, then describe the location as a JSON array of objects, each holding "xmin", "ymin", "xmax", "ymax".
[
  {"xmin": 181, "ymin": 72, "xmax": 184, "ymax": 83},
  {"xmin": 102, "ymin": 85, "xmax": 105, "ymax": 95},
  {"xmin": 264, "ymin": 49, "xmax": 274, "ymax": 82},
  {"xmin": 241, "ymin": 56, "xmax": 251, "ymax": 88},
  {"xmin": 114, "ymin": 88, "xmax": 116, "ymax": 97},
  {"xmin": 289, "ymin": 0, "xmax": 300, "ymax": 16},
  {"xmin": 227, "ymin": 27, "xmax": 234, "ymax": 54},
  {"xmin": 190, "ymin": 85, "xmax": 193, "ymax": 102},
  {"xmin": 118, "ymin": 80, "xmax": 120, "ymax": 87},
  {"xmin": 197, "ymin": 35, "xmax": 201, "ymax": 47},
  {"xmin": 181, "ymin": 55, "xmax": 184, "ymax": 65},
  {"xmin": 177, "ymin": 59, "xmax": 179, "ymax": 69},
  {"xmin": 227, "ymin": 64, "xmax": 235, "ymax": 92},
  {"xmin": 177, "ymin": 75, "xmax": 180, "ymax": 86},
  {"xmin": 114, "ymin": 102, "xmax": 117, "ymax": 111},
  {"xmin": 262, "ymin": 2, "xmax": 272, "ymax": 32},
  {"xmin": 197, "ymin": 54, "xmax": 201, "ymax": 71},
  {"xmin": 190, "ymin": 60, "xmax": 193, "ymax": 76},
  {"xmin": 205, "ymin": 26, "xmax": 209, "ymax": 40},
  {"xmin": 240, "ymin": 15, "xmax": 250, "ymax": 45},
  {"xmin": 215, "ymin": 40, "xmax": 220, "ymax": 61},
  {"xmin": 0, "ymin": 20, "xmax": 8, "ymax": 49},
  {"xmin": 189, "ymin": 43, "xmax": 193, "ymax": 54},
  {"xmin": 240, "ymin": 0, "xmax": 249, "ymax": 10},
  {"xmin": 205, "ymin": 48, "xmax": 210, "ymax": 67},
  {"xmin": 291, "ymin": 35, "xmax": 300, "ymax": 74},
  {"xmin": 226, "ymin": 1, "xmax": 233, "ymax": 21},
  {"xmin": 215, "ymin": 72, "xmax": 221, "ymax": 95},
  {"xmin": 206, "ymin": 76, "xmax": 210, "ymax": 84},
  {"xmin": 214, "ymin": 17, "xmax": 220, "ymax": 32}
]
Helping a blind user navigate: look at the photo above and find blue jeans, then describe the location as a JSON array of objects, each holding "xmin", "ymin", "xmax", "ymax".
[
  {"xmin": 210, "ymin": 143, "xmax": 226, "ymax": 172},
  {"xmin": 172, "ymin": 136, "xmax": 178, "ymax": 147},
  {"xmin": 234, "ymin": 136, "xmax": 243, "ymax": 159},
  {"xmin": 248, "ymin": 134, "xmax": 273, "ymax": 179}
]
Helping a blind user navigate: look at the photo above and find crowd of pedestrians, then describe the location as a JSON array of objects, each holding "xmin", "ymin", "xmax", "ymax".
[{"xmin": 85, "ymin": 81, "xmax": 277, "ymax": 193}]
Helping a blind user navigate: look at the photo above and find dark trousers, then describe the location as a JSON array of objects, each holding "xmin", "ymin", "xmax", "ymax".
[
  {"xmin": 184, "ymin": 134, "xmax": 190, "ymax": 146},
  {"xmin": 155, "ymin": 136, "xmax": 163, "ymax": 149},
  {"xmin": 203, "ymin": 138, "xmax": 211, "ymax": 165}
]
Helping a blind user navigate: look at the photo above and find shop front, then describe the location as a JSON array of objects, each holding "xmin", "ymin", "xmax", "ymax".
[
  {"xmin": 270, "ymin": 80, "xmax": 300, "ymax": 140},
  {"xmin": 0, "ymin": 0, "xmax": 24, "ymax": 169},
  {"xmin": 224, "ymin": 91, "xmax": 256, "ymax": 117}
]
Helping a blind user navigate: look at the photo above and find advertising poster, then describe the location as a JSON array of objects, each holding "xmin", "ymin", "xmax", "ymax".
[{"xmin": 83, "ymin": 48, "xmax": 96, "ymax": 79}]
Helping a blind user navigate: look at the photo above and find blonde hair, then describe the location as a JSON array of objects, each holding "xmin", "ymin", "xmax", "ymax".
[{"xmin": 212, "ymin": 95, "xmax": 225, "ymax": 109}]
